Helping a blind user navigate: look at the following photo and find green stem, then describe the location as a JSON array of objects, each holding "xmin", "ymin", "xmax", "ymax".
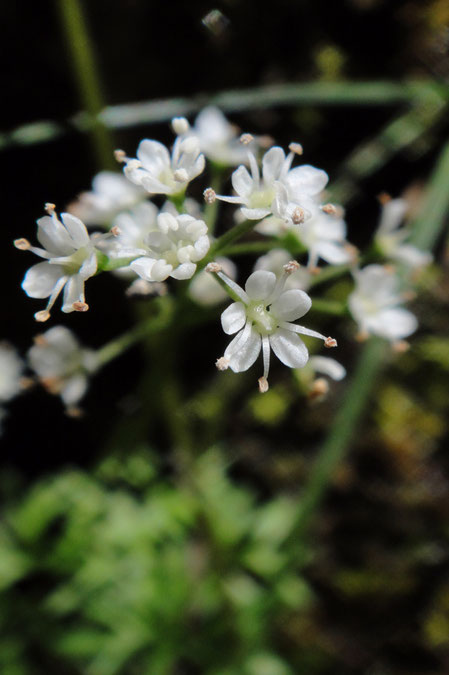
[
  {"xmin": 308, "ymin": 298, "xmax": 347, "ymax": 316},
  {"xmin": 203, "ymin": 220, "xmax": 256, "ymax": 266},
  {"xmin": 56, "ymin": 0, "xmax": 115, "ymax": 169}
]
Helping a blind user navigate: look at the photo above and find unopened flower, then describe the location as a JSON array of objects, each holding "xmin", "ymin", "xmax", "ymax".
[
  {"xmin": 119, "ymin": 119, "xmax": 205, "ymax": 196},
  {"xmin": 15, "ymin": 205, "xmax": 99, "ymax": 321},
  {"xmin": 210, "ymin": 144, "xmax": 328, "ymax": 223},
  {"xmin": 348, "ymin": 264, "xmax": 418, "ymax": 341},
  {"xmin": 192, "ymin": 106, "xmax": 250, "ymax": 166},
  {"xmin": 67, "ymin": 171, "xmax": 145, "ymax": 226},
  {"xmin": 28, "ymin": 326, "xmax": 97, "ymax": 409},
  {"xmin": 189, "ymin": 256, "xmax": 237, "ymax": 305},
  {"xmin": 375, "ymin": 197, "xmax": 432, "ymax": 269},
  {"xmin": 208, "ymin": 262, "xmax": 337, "ymax": 391},
  {"xmin": 127, "ymin": 210, "xmax": 210, "ymax": 282}
]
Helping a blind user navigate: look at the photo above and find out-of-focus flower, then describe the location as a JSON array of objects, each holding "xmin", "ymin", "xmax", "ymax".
[
  {"xmin": 28, "ymin": 326, "xmax": 97, "ymax": 411},
  {"xmin": 189, "ymin": 256, "xmax": 237, "ymax": 305},
  {"xmin": 14, "ymin": 205, "xmax": 99, "ymax": 321},
  {"xmin": 0, "ymin": 344, "xmax": 23, "ymax": 403},
  {"xmin": 375, "ymin": 196, "xmax": 433, "ymax": 269},
  {"xmin": 208, "ymin": 261, "xmax": 337, "ymax": 391},
  {"xmin": 207, "ymin": 143, "xmax": 328, "ymax": 224},
  {"xmin": 125, "ymin": 210, "xmax": 210, "ymax": 282},
  {"xmin": 67, "ymin": 171, "xmax": 145, "ymax": 226},
  {"xmin": 192, "ymin": 106, "xmax": 249, "ymax": 166},
  {"xmin": 348, "ymin": 264, "xmax": 418, "ymax": 341},
  {"xmin": 118, "ymin": 118, "xmax": 205, "ymax": 196},
  {"xmin": 253, "ymin": 248, "xmax": 312, "ymax": 291}
]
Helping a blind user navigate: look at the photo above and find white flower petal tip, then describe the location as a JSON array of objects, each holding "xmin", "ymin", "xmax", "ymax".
[
  {"xmin": 72, "ymin": 301, "xmax": 89, "ymax": 313},
  {"xmin": 324, "ymin": 337, "xmax": 338, "ymax": 348},
  {"xmin": 206, "ymin": 262, "xmax": 223, "ymax": 273},
  {"xmin": 34, "ymin": 310, "xmax": 51, "ymax": 322},
  {"xmin": 216, "ymin": 356, "xmax": 230, "ymax": 371},
  {"xmin": 258, "ymin": 376, "xmax": 269, "ymax": 393},
  {"xmin": 14, "ymin": 238, "xmax": 31, "ymax": 251},
  {"xmin": 203, "ymin": 188, "xmax": 217, "ymax": 204},
  {"xmin": 308, "ymin": 377, "xmax": 329, "ymax": 400}
]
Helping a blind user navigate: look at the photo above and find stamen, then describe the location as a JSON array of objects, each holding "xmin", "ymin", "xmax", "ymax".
[
  {"xmin": 258, "ymin": 376, "xmax": 269, "ymax": 393},
  {"xmin": 14, "ymin": 238, "xmax": 31, "ymax": 250},
  {"xmin": 114, "ymin": 149, "xmax": 127, "ymax": 163},
  {"xmin": 321, "ymin": 203, "xmax": 339, "ymax": 216},
  {"xmin": 203, "ymin": 188, "xmax": 216, "ymax": 204},
  {"xmin": 240, "ymin": 133, "xmax": 254, "ymax": 145},
  {"xmin": 44, "ymin": 203, "xmax": 56, "ymax": 215},
  {"xmin": 33, "ymin": 335, "xmax": 48, "ymax": 346},
  {"xmin": 377, "ymin": 192, "xmax": 391, "ymax": 205},
  {"xmin": 171, "ymin": 117, "xmax": 190, "ymax": 135},
  {"xmin": 291, "ymin": 207, "xmax": 305, "ymax": 225},
  {"xmin": 308, "ymin": 378, "xmax": 329, "ymax": 400},
  {"xmin": 110, "ymin": 226, "xmax": 121, "ymax": 237},
  {"xmin": 72, "ymin": 301, "xmax": 89, "ymax": 312},
  {"xmin": 392, "ymin": 340, "xmax": 410, "ymax": 353},
  {"xmin": 35, "ymin": 310, "xmax": 50, "ymax": 322},
  {"xmin": 288, "ymin": 142, "xmax": 303, "ymax": 156},
  {"xmin": 283, "ymin": 260, "xmax": 300, "ymax": 275},
  {"xmin": 216, "ymin": 356, "xmax": 229, "ymax": 371},
  {"xmin": 355, "ymin": 330, "xmax": 369, "ymax": 342},
  {"xmin": 261, "ymin": 335, "xmax": 270, "ymax": 383},
  {"xmin": 324, "ymin": 337, "xmax": 338, "ymax": 348},
  {"xmin": 206, "ymin": 262, "xmax": 222, "ymax": 273}
]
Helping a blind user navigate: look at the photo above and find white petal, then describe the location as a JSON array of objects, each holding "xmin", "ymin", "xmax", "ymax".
[
  {"xmin": 378, "ymin": 198, "xmax": 407, "ymax": 233},
  {"xmin": 224, "ymin": 325, "xmax": 261, "ymax": 372},
  {"xmin": 36, "ymin": 215, "xmax": 74, "ymax": 255},
  {"xmin": 269, "ymin": 329, "xmax": 309, "ymax": 368},
  {"xmin": 62, "ymin": 275, "xmax": 84, "ymax": 311},
  {"xmin": 232, "ymin": 166, "xmax": 254, "ymax": 198},
  {"xmin": 22, "ymin": 262, "xmax": 64, "ymax": 298},
  {"xmin": 137, "ymin": 140, "xmax": 170, "ymax": 172},
  {"xmin": 79, "ymin": 253, "xmax": 98, "ymax": 279},
  {"xmin": 315, "ymin": 241, "xmax": 351, "ymax": 265},
  {"xmin": 61, "ymin": 374, "xmax": 88, "ymax": 407},
  {"xmin": 192, "ymin": 235, "xmax": 210, "ymax": 260},
  {"xmin": 221, "ymin": 302, "xmax": 246, "ymax": 335},
  {"xmin": 366, "ymin": 307, "xmax": 418, "ymax": 340},
  {"xmin": 241, "ymin": 207, "xmax": 272, "ymax": 220},
  {"xmin": 262, "ymin": 147, "xmax": 286, "ymax": 185},
  {"xmin": 286, "ymin": 165, "xmax": 329, "ymax": 197},
  {"xmin": 245, "ymin": 270, "xmax": 276, "ymax": 300},
  {"xmin": 151, "ymin": 259, "xmax": 173, "ymax": 282},
  {"xmin": 130, "ymin": 257, "xmax": 158, "ymax": 281},
  {"xmin": 60, "ymin": 213, "xmax": 89, "ymax": 247},
  {"xmin": 393, "ymin": 244, "xmax": 432, "ymax": 268},
  {"xmin": 270, "ymin": 289, "xmax": 312, "ymax": 321},
  {"xmin": 308, "ymin": 356, "xmax": 346, "ymax": 381},
  {"xmin": 170, "ymin": 262, "xmax": 196, "ymax": 280}
]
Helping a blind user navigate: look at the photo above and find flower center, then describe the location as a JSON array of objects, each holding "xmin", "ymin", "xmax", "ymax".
[
  {"xmin": 249, "ymin": 187, "xmax": 275, "ymax": 210},
  {"xmin": 247, "ymin": 301, "xmax": 277, "ymax": 335},
  {"xmin": 62, "ymin": 247, "xmax": 90, "ymax": 275}
]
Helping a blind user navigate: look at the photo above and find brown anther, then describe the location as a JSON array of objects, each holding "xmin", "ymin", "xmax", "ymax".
[
  {"xmin": 114, "ymin": 149, "xmax": 127, "ymax": 163},
  {"xmin": 324, "ymin": 337, "xmax": 337, "ymax": 349},
  {"xmin": 203, "ymin": 187, "xmax": 216, "ymax": 204},
  {"xmin": 216, "ymin": 356, "xmax": 229, "ymax": 371},
  {"xmin": 308, "ymin": 378, "xmax": 329, "ymax": 400},
  {"xmin": 383, "ymin": 264, "xmax": 396, "ymax": 274},
  {"xmin": 44, "ymin": 203, "xmax": 56, "ymax": 215},
  {"xmin": 309, "ymin": 266, "xmax": 321, "ymax": 276},
  {"xmin": 66, "ymin": 406, "xmax": 84, "ymax": 419},
  {"xmin": 34, "ymin": 310, "xmax": 50, "ymax": 323},
  {"xmin": 344, "ymin": 243, "xmax": 359, "ymax": 260},
  {"xmin": 355, "ymin": 330, "xmax": 369, "ymax": 343},
  {"xmin": 402, "ymin": 290, "xmax": 416, "ymax": 302},
  {"xmin": 257, "ymin": 134, "xmax": 274, "ymax": 148},
  {"xmin": 72, "ymin": 301, "xmax": 89, "ymax": 312},
  {"xmin": 258, "ymin": 376, "xmax": 269, "ymax": 393},
  {"xmin": 283, "ymin": 260, "xmax": 300, "ymax": 274},
  {"xmin": 41, "ymin": 376, "xmax": 62, "ymax": 395},
  {"xmin": 206, "ymin": 262, "xmax": 222, "ymax": 274},
  {"xmin": 392, "ymin": 340, "xmax": 410, "ymax": 353},
  {"xmin": 377, "ymin": 192, "xmax": 392, "ymax": 205},
  {"xmin": 33, "ymin": 334, "xmax": 48, "ymax": 346},
  {"xmin": 110, "ymin": 226, "xmax": 121, "ymax": 237},
  {"xmin": 19, "ymin": 377, "xmax": 35, "ymax": 391},
  {"xmin": 14, "ymin": 238, "xmax": 31, "ymax": 251},
  {"xmin": 288, "ymin": 142, "xmax": 303, "ymax": 156},
  {"xmin": 240, "ymin": 133, "xmax": 254, "ymax": 145},
  {"xmin": 321, "ymin": 203, "xmax": 338, "ymax": 216},
  {"xmin": 292, "ymin": 207, "xmax": 305, "ymax": 225}
]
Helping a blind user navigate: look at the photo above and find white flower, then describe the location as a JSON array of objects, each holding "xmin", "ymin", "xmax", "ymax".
[
  {"xmin": 119, "ymin": 119, "xmax": 205, "ymax": 196},
  {"xmin": 0, "ymin": 344, "xmax": 23, "ymax": 402},
  {"xmin": 308, "ymin": 355, "xmax": 346, "ymax": 381},
  {"xmin": 211, "ymin": 144, "xmax": 328, "ymax": 223},
  {"xmin": 67, "ymin": 171, "xmax": 145, "ymax": 226},
  {"xmin": 128, "ymin": 210, "xmax": 210, "ymax": 282},
  {"xmin": 28, "ymin": 326, "xmax": 97, "ymax": 409},
  {"xmin": 348, "ymin": 264, "xmax": 418, "ymax": 341},
  {"xmin": 189, "ymin": 256, "xmax": 237, "ymax": 306},
  {"xmin": 15, "ymin": 205, "xmax": 99, "ymax": 321},
  {"xmin": 375, "ymin": 197, "xmax": 432, "ymax": 269},
  {"xmin": 107, "ymin": 202, "xmax": 159, "ymax": 262},
  {"xmin": 192, "ymin": 106, "xmax": 249, "ymax": 166},
  {"xmin": 208, "ymin": 262, "xmax": 337, "ymax": 391},
  {"xmin": 254, "ymin": 248, "xmax": 311, "ymax": 291},
  {"xmin": 297, "ymin": 207, "xmax": 353, "ymax": 269}
]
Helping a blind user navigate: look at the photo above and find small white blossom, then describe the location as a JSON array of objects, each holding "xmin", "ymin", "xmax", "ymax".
[
  {"xmin": 28, "ymin": 326, "xmax": 97, "ymax": 409},
  {"xmin": 348, "ymin": 264, "xmax": 418, "ymax": 341},
  {"xmin": 15, "ymin": 206, "xmax": 99, "ymax": 321},
  {"xmin": 211, "ymin": 145, "xmax": 328, "ymax": 223},
  {"xmin": 126, "ymin": 210, "xmax": 210, "ymax": 282},
  {"xmin": 254, "ymin": 249, "xmax": 311, "ymax": 291},
  {"xmin": 375, "ymin": 197, "xmax": 432, "ymax": 269},
  {"xmin": 189, "ymin": 256, "xmax": 237, "ymax": 306},
  {"xmin": 307, "ymin": 355, "xmax": 346, "ymax": 381},
  {"xmin": 120, "ymin": 120, "xmax": 205, "ymax": 196},
  {"xmin": 297, "ymin": 207, "xmax": 353, "ymax": 269},
  {"xmin": 192, "ymin": 106, "xmax": 249, "ymax": 166},
  {"xmin": 67, "ymin": 171, "xmax": 145, "ymax": 226},
  {"xmin": 0, "ymin": 344, "xmax": 24, "ymax": 402},
  {"xmin": 209, "ymin": 262, "xmax": 337, "ymax": 391}
]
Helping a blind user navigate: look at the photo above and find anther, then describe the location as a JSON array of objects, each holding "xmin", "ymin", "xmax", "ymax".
[
  {"xmin": 283, "ymin": 260, "xmax": 300, "ymax": 275},
  {"xmin": 14, "ymin": 238, "xmax": 31, "ymax": 251},
  {"xmin": 66, "ymin": 406, "xmax": 84, "ymax": 418},
  {"xmin": 173, "ymin": 168, "xmax": 188, "ymax": 182},
  {"xmin": 240, "ymin": 133, "xmax": 254, "ymax": 145},
  {"xmin": 288, "ymin": 142, "xmax": 303, "ymax": 156},
  {"xmin": 114, "ymin": 149, "xmax": 127, "ymax": 163},
  {"xmin": 203, "ymin": 188, "xmax": 216, "ymax": 204},
  {"xmin": 72, "ymin": 301, "xmax": 89, "ymax": 312},
  {"xmin": 308, "ymin": 378, "xmax": 329, "ymax": 400},
  {"xmin": 35, "ymin": 310, "xmax": 50, "ymax": 322},
  {"xmin": 392, "ymin": 340, "xmax": 410, "ymax": 353},
  {"xmin": 44, "ymin": 203, "xmax": 56, "ymax": 215},
  {"xmin": 171, "ymin": 117, "xmax": 190, "ymax": 135},
  {"xmin": 321, "ymin": 203, "xmax": 338, "ymax": 216},
  {"xmin": 324, "ymin": 337, "xmax": 337, "ymax": 349},
  {"xmin": 377, "ymin": 192, "xmax": 391, "ymax": 205},
  {"xmin": 33, "ymin": 335, "xmax": 48, "ymax": 346},
  {"xmin": 355, "ymin": 330, "xmax": 369, "ymax": 343},
  {"xmin": 258, "ymin": 376, "xmax": 269, "ymax": 393},
  {"xmin": 291, "ymin": 207, "xmax": 305, "ymax": 225},
  {"xmin": 206, "ymin": 262, "xmax": 222, "ymax": 274},
  {"xmin": 110, "ymin": 226, "xmax": 121, "ymax": 237},
  {"xmin": 216, "ymin": 356, "xmax": 229, "ymax": 371}
]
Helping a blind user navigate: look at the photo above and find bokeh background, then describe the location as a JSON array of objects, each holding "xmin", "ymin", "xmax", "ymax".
[{"xmin": 2, "ymin": 1, "xmax": 449, "ymax": 673}]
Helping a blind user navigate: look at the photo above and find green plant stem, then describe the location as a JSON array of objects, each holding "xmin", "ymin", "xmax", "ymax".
[
  {"xmin": 308, "ymin": 298, "xmax": 347, "ymax": 316},
  {"xmin": 203, "ymin": 220, "xmax": 256, "ymax": 266},
  {"xmin": 55, "ymin": 0, "xmax": 115, "ymax": 169}
]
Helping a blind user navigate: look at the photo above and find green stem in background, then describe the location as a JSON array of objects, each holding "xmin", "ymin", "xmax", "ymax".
[
  {"xmin": 55, "ymin": 0, "xmax": 115, "ymax": 170},
  {"xmin": 203, "ymin": 219, "xmax": 256, "ymax": 265},
  {"xmin": 308, "ymin": 298, "xmax": 347, "ymax": 316}
]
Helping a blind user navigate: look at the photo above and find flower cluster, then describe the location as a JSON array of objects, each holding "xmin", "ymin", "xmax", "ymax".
[{"xmin": 13, "ymin": 108, "xmax": 432, "ymax": 402}]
